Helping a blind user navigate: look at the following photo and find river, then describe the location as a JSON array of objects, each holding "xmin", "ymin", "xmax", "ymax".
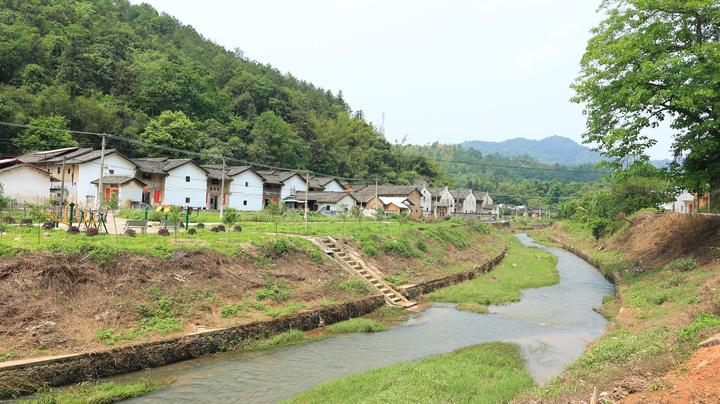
[{"xmin": 121, "ymin": 234, "xmax": 614, "ymax": 403}]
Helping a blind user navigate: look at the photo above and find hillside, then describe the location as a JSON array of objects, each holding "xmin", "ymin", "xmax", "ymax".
[
  {"xmin": 0, "ymin": 0, "xmax": 436, "ymax": 183},
  {"xmin": 461, "ymin": 136, "xmax": 602, "ymax": 166},
  {"xmin": 406, "ymin": 143, "xmax": 605, "ymax": 206}
]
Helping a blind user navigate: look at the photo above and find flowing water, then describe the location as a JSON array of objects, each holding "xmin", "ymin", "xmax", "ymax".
[{"xmin": 122, "ymin": 234, "xmax": 614, "ymax": 403}]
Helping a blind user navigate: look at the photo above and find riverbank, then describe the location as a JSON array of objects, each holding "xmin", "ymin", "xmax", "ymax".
[
  {"xmin": 0, "ymin": 219, "xmax": 506, "ymax": 398},
  {"xmin": 520, "ymin": 212, "xmax": 720, "ymax": 402}
]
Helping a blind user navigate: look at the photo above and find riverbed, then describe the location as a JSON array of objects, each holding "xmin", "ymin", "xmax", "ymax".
[{"xmin": 122, "ymin": 234, "xmax": 614, "ymax": 403}]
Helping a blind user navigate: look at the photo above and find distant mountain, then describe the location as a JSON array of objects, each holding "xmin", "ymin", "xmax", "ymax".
[{"xmin": 461, "ymin": 136, "xmax": 603, "ymax": 166}]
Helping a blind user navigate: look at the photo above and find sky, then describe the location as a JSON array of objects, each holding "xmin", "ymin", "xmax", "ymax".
[{"xmin": 131, "ymin": 0, "xmax": 674, "ymax": 160}]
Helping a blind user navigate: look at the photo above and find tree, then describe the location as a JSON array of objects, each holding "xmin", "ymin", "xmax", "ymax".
[
  {"xmin": 138, "ymin": 111, "xmax": 196, "ymax": 157},
  {"xmin": 573, "ymin": 0, "xmax": 720, "ymax": 190},
  {"xmin": 247, "ymin": 111, "xmax": 308, "ymax": 168},
  {"xmin": 12, "ymin": 115, "xmax": 77, "ymax": 153}
]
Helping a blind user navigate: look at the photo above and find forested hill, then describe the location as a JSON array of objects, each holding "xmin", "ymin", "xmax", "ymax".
[
  {"xmin": 461, "ymin": 136, "xmax": 603, "ymax": 166},
  {"xmin": 0, "ymin": 0, "xmax": 437, "ymax": 183}
]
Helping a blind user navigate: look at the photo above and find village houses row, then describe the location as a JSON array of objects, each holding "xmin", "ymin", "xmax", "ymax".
[{"xmin": 0, "ymin": 147, "xmax": 500, "ymax": 219}]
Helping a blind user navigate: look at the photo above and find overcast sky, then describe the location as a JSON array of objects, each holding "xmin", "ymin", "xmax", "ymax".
[{"xmin": 132, "ymin": 0, "xmax": 673, "ymax": 159}]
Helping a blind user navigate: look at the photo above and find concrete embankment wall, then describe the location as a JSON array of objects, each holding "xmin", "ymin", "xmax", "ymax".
[{"xmin": 0, "ymin": 248, "xmax": 507, "ymax": 393}]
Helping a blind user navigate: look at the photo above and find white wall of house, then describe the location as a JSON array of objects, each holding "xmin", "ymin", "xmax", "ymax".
[
  {"xmin": 164, "ymin": 163, "xmax": 208, "ymax": 208},
  {"xmin": 420, "ymin": 187, "xmax": 433, "ymax": 213},
  {"xmin": 322, "ymin": 180, "xmax": 345, "ymax": 192},
  {"xmin": 228, "ymin": 170, "xmax": 264, "ymax": 211},
  {"xmin": 76, "ymin": 154, "xmax": 136, "ymax": 206},
  {"xmin": 120, "ymin": 182, "xmax": 144, "ymax": 207},
  {"xmin": 439, "ymin": 189, "xmax": 455, "ymax": 213},
  {"xmin": 0, "ymin": 166, "xmax": 52, "ymax": 203},
  {"xmin": 317, "ymin": 195, "xmax": 356, "ymax": 213},
  {"xmin": 462, "ymin": 192, "xmax": 477, "ymax": 213},
  {"xmin": 281, "ymin": 175, "xmax": 307, "ymax": 200}
]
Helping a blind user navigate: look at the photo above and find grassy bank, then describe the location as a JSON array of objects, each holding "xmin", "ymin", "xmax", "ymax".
[
  {"xmin": 426, "ymin": 235, "xmax": 558, "ymax": 307},
  {"xmin": 519, "ymin": 214, "xmax": 720, "ymax": 402},
  {"xmin": 286, "ymin": 342, "xmax": 533, "ymax": 403},
  {"xmin": 24, "ymin": 379, "xmax": 163, "ymax": 404}
]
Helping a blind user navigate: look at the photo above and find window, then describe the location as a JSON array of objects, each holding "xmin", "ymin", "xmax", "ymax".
[
  {"xmin": 68, "ymin": 168, "xmax": 71, "ymax": 174},
  {"xmin": 245, "ymin": 181, "xmax": 249, "ymax": 187},
  {"xmin": 211, "ymin": 179, "xmax": 219, "ymax": 185},
  {"xmin": 325, "ymin": 205, "xmax": 330, "ymax": 211},
  {"xmin": 185, "ymin": 176, "xmax": 190, "ymax": 182},
  {"xmin": 243, "ymin": 200, "xmax": 247, "ymax": 206},
  {"xmin": 142, "ymin": 173, "xmax": 151, "ymax": 179},
  {"xmin": 185, "ymin": 197, "xmax": 190, "ymax": 203},
  {"xmin": 56, "ymin": 167, "xmax": 60, "ymax": 174},
  {"xmin": 109, "ymin": 169, "xmax": 114, "ymax": 174}
]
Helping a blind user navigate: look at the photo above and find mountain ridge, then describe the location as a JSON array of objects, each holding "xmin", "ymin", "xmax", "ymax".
[{"xmin": 460, "ymin": 136, "xmax": 602, "ymax": 166}]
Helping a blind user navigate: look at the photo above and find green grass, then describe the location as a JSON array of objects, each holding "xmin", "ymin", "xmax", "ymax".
[
  {"xmin": 240, "ymin": 330, "xmax": 315, "ymax": 351},
  {"xmin": 326, "ymin": 318, "xmax": 384, "ymax": 334},
  {"xmin": 456, "ymin": 303, "xmax": 489, "ymax": 313},
  {"xmin": 285, "ymin": 342, "xmax": 534, "ymax": 403},
  {"xmin": 427, "ymin": 236, "xmax": 559, "ymax": 305},
  {"xmin": 26, "ymin": 380, "xmax": 162, "ymax": 403}
]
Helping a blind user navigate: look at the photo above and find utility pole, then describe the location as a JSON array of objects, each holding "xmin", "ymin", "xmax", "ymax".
[
  {"xmin": 304, "ymin": 170, "xmax": 310, "ymax": 229},
  {"xmin": 59, "ymin": 156, "xmax": 66, "ymax": 212},
  {"xmin": 219, "ymin": 157, "xmax": 226, "ymax": 218},
  {"xmin": 96, "ymin": 135, "xmax": 106, "ymax": 210}
]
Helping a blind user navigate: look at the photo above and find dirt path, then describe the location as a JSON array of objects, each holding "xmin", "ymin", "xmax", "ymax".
[{"xmin": 623, "ymin": 335, "xmax": 720, "ymax": 404}]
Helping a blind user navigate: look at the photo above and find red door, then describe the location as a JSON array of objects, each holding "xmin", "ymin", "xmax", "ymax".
[{"xmin": 153, "ymin": 190, "xmax": 161, "ymax": 204}]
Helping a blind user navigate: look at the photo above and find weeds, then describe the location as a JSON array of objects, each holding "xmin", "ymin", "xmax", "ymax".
[
  {"xmin": 326, "ymin": 318, "xmax": 384, "ymax": 334},
  {"xmin": 256, "ymin": 284, "xmax": 293, "ymax": 302},
  {"xmin": 339, "ymin": 279, "xmax": 371, "ymax": 296},
  {"xmin": 677, "ymin": 312, "xmax": 720, "ymax": 342},
  {"xmin": 663, "ymin": 257, "xmax": 698, "ymax": 272}
]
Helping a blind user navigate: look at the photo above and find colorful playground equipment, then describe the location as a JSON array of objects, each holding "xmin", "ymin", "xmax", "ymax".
[{"xmin": 49, "ymin": 203, "xmax": 108, "ymax": 233}]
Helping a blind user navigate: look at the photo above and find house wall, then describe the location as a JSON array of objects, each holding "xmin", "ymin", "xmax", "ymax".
[
  {"xmin": 406, "ymin": 190, "xmax": 422, "ymax": 219},
  {"xmin": 76, "ymin": 154, "xmax": 136, "ymax": 207},
  {"xmin": 164, "ymin": 163, "xmax": 207, "ymax": 208},
  {"xmin": 322, "ymin": 180, "xmax": 345, "ymax": 193},
  {"xmin": 137, "ymin": 173, "xmax": 165, "ymax": 206},
  {"xmin": 281, "ymin": 175, "xmax": 307, "ymax": 200},
  {"xmin": 439, "ymin": 189, "xmax": 455, "ymax": 213},
  {"xmin": 317, "ymin": 195, "xmax": 356, "ymax": 213},
  {"xmin": 228, "ymin": 170, "xmax": 264, "ymax": 211},
  {"xmin": 0, "ymin": 166, "xmax": 52, "ymax": 203},
  {"xmin": 462, "ymin": 193, "xmax": 477, "ymax": 213},
  {"xmin": 420, "ymin": 187, "xmax": 432, "ymax": 213},
  {"xmin": 120, "ymin": 182, "xmax": 144, "ymax": 207}
]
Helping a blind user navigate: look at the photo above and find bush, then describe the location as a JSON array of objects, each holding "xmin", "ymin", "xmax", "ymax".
[
  {"xmin": 67, "ymin": 225, "xmax": 80, "ymax": 234},
  {"xmin": 157, "ymin": 228, "xmax": 170, "ymax": 236},
  {"xmin": 339, "ymin": 279, "xmax": 371, "ymax": 296},
  {"xmin": 381, "ymin": 239, "xmax": 417, "ymax": 258},
  {"xmin": 261, "ymin": 238, "xmax": 298, "ymax": 257},
  {"xmin": 42, "ymin": 221, "xmax": 54, "ymax": 230},
  {"xmin": 233, "ymin": 225, "xmax": 243, "ymax": 232},
  {"xmin": 590, "ymin": 218, "xmax": 611, "ymax": 240},
  {"xmin": 256, "ymin": 284, "xmax": 293, "ymax": 302},
  {"xmin": 196, "ymin": 223, "xmax": 205, "ymax": 228},
  {"xmin": 20, "ymin": 218, "xmax": 33, "ymax": 226},
  {"xmin": 222, "ymin": 208, "xmax": 239, "ymax": 226},
  {"xmin": 3, "ymin": 216, "xmax": 15, "ymax": 224},
  {"xmin": 211, "ymin": 225, "xmax": 225, "ymax": 232},
  {"xmin": 86, "ymin": 227, "xmax": 99, "ymax": 237},
  {"xmin": 187, "ymin": 228, "xmax": 197, "ymax": 235},
  {"xmin": 663, "ymin": 257, "xmax": 698, "ymax": 272},
  {"xmin": 125, "ymin": 229, "xmax": 136, "ymax": 237}
]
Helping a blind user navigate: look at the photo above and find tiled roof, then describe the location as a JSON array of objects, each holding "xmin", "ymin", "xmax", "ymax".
[
  {"xmin": 201, "ymin": 165, "xmax": 257, "ymax": 180},
  {"xmin": 352, "ymin": 185, "xmax": 420, "ymax": 203},
  {"xmin": 90, "ymin": 176, "xmax": 146, "ymax": 186},
  {"xmin": 305, "ymin": 191, "xmax": 356, "ymax": 203},
  {"xmin": 451, "ymin": 188, "xmax": 472, "ymax": 199},
  {"xmin": 64, "ymin": 149, "xmax": 130, "ymax": 165},
  {"xmin": 257, "ymin": 170, "xmax": 302, "ymax": 185},
  {"xmin": 309, "ymin": 176, "xmax": 343, "ymax": 190},
  {"xmin": 428, "ymin": 187, "xmax": 447, "ymax": 197},
  {"xmin": 132, "ymin": 158, "xmax": 170, "ymax": 174},
  {"xmin": 17, "ymin": 147, "xmax": 85, "ymax": 163}
]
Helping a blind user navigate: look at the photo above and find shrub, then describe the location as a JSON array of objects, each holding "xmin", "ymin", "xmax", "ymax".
[
  {"xmin": 256, "ymin": 284, "xmax": 293, "ymax": 302},
  {"xmin": 86, "ymin": 227, "xmax": 99, "ymax": 237},
  {"xmin": 381, "ymin": 239, "xmax": 417, "ymax": 258},
  {"xmin": 125, "ymin": 229, "xmax": 136, "ymax": 237},
  {"xmin": 210, "ymin": 225, "xmax": 225, "ymax": 232},
  {"xmin": 42, "ymin": 221, "xmax": 54, "ymax": 230},
  {"xmin": 234, "ymin": 225, "xmax": 243, "ymax": 232},
  {"xmin": 95, "ymin": 327, "xmax": 119, "ymax": 346},
  {"xmin": 67, "ymin": 225, "xmax": 80, "ymax": 234},
  {"xmin": 339, "ymin": 279, "xmax": 371, "ymax": 296},
  {"xmin": 590, "ymin": 218, "xmax": 611, "ymax": 240},
  {"xmin": 187, "ymin": 228, "xmax": 197, "ymax": 235},
  {"xmin": 677, "ymin": 313, "xmax": 720, "ymax": 342},
  {"xmin": 157, "ymin": 228, "xmax": 170, "ymax": 236},
  {"xmin": 262, "ymin": 238, "xmax": 297, "ymax": 257},
  {"xmin": 663, "ymin": 257, "xmax": 698, "ymax": 272},
  {"xmin": 20, "ymin": 218, "xmax": 33, "ymax": 226},
  {"xmin": 196, "ymin": 223, "xmax": 205, "ymax": 228},
  {"xmin": 220, "ymin": 303, "xmax": 246, "ymax": 318},
  {"xmin": 3, "ymin": 216, "xmax": 15, "ymax": 224},
  {"xmin": 222, "ymin": 208, "xmax": 239, "ymax": 226}
]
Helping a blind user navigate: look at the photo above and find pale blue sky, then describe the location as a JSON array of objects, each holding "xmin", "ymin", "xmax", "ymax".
[{"xmin": 132, "ymin": 0, "xmax": 673, "ymax": 159}]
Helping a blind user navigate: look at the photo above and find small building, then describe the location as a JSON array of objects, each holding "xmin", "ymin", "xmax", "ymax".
[
  {"xmin": 365, "ymin": 195, "xmax": 412, "ymax": 216},
  {"xmin": 162, "ymin": 159, "xmax": 209, "ymax": 209},
  {"xmin": 91, "ymin": 176, "xmax": 147, "ymax": 209},
  {"xmin": 309, "ymin": 176, "xmax": 346, "ymax": 192},
  {"xmin": 352, "ymin": 185, "xmax": 422, "ymax": 219},
  {"xmin": 451, "ymin": 189, "xmax": 477, "ymax": 214},
  {"xmin": 132, "ymin": 158, "xmax": 170, "ymax": 207},
  {"xmin": 0, "ymin": 160, "xmax": 58, "ymax": 203},
  {"xmin": 257, "ymin": 170, "xmax": 308, "ymax": 207},
  {"xmin": 306, "ymin": 191, "xmax": 357, "ymax": 215},
  {"xmin": 662, "ymin": 191, "xmax": 697, "ymax": 214},
  {"xmin": 419, "ymin": 185, "xmax": 455, "ymax": 218}
]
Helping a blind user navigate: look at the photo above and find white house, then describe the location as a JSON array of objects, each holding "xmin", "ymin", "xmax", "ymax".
[
  {"xmin": 227, "ymin": 166, "xmax": 265, "ymax": 211},
  {"xmin": 661, "ymin": 191, "xmax": 697, "ymax": 214},
  {"xmin": 309, "ymin": 176, "xmax": 346, "ymax": 192},
  {"xmin": 163, "ymin": 159, "xmax": 209, "ymax": 208},
  {"xmin": 0, "ymin": 161, "xmax": 57, "ymax": 203},
  {"xmin": 452, "ymin": 189, "xmax": 477, "ymax": 214},
  {"xmin": 91, "ymin": 176, "xmax": 147, "ymax": 208},
  {"xmin": 307, "ymin": 191, "xmax": 357, "ymax": 214}
]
